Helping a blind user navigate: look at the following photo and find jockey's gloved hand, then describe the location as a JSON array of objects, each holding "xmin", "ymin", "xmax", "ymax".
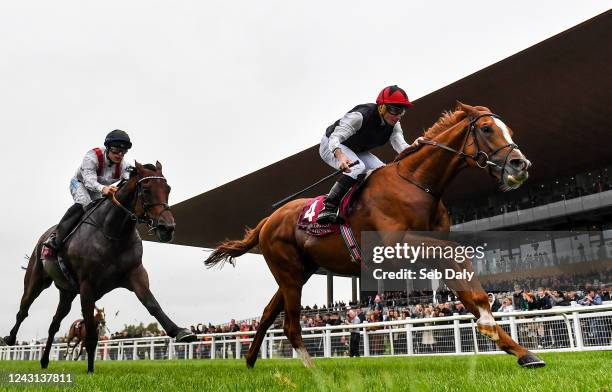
[
  {"xmin": 334, "ymin": 150, "xmax": 353, "ymax": 172},
  {"xmin": 412, "ymin": 136, "xmax": 426, "ymax": 147},
  {"xmin": 102, "ymin": 186, "xmax": 118, "ymax": 196}
]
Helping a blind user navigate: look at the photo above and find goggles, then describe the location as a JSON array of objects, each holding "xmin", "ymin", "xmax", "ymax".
[
  {"xmin": 109, "ymin": 147, "xmax": 128, "ymax": 156},
  {"xmin": 386, "ymin": 104, "xmax": 406, "ymax": 116}
]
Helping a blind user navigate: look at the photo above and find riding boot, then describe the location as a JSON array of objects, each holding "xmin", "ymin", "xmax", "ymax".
[
  {"xmin": 317, "ymin": 175, "xmax": 357, "ymax": 225},
  {"xmin": 43, "ymin": 203, "xmax": 85, "ymax": 251}
]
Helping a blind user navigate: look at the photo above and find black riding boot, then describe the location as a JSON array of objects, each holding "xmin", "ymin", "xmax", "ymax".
[
  {"xmin": 317, "ymin": 175, "xmax": 357, "ymax": 225},
  {"xmin": 43, "ymin": 203, "xmax": 85, "ymax": 251}
]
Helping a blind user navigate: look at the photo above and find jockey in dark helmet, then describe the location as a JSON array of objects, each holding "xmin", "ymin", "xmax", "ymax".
[
  {"xmin": 43, "ymin": 130, "xmax": 133, "ymax": 252},
  {"xmin": 317, "ymin": 85, "xmax": 423, "ymax": 225}
]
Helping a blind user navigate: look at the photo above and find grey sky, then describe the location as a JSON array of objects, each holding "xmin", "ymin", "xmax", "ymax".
[{"xmin": 0, "ymin": 1, "xmax": 609, "ymax": 341}]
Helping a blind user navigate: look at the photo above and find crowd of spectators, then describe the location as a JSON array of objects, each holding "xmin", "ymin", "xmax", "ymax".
[
  {"xmin": 189, "ymin": 318, "xmax": 260, "ymax": 336},
  {"xmin": 449, "ymin": 167, "xmax": 612, "ymax": 224},
  {"xmin": 13, "ymin": 275, "xmax": 609, "ymax": 348},
  {"xmin": 483, "ymin": 268, "xmax": 612, "ymax": 292}
]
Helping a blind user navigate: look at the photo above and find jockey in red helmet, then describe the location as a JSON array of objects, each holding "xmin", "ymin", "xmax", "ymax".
[
  {"xmin": 43, "ymin": 130, "xmax": 133, "ymax": 252},
  {"xmin": 317, "ymin": 85, "xmax": 421, "ymax": 224}
]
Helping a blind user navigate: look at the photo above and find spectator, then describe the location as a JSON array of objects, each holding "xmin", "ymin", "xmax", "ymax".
[
  {"xmin": 488, "ymin": 293, "xmax": 501, "ymax": 312},
  {"xmin": 522, "ymin": 292, "xmax": 539, "ymax": 311},
  {"xmin": 536, "ymin": 288, "xmax": 553, "ymax": 310},
  {"xmin": 578, "ymin": 290, "xmax": 602, "ymax": 306},
  {"xmin": 453, "ymin": 301, "xmax": 467, "ymax": 316},
  {"xmin": 600, "ymin": 286, "xmax": 610, "ymax": 301},
  {"xmin": 346, "ymin": 310, "xmax": 361, "ymax": 357}
]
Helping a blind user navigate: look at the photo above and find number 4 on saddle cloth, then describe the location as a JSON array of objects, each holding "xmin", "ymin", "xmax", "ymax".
[{"xmin": 297, "ymin": 185, "xmax": 362, "ymax": 263}]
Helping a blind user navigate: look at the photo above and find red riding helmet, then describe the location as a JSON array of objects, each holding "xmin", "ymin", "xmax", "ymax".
[{"xmin": 376, "ymin": 85, "xmax": 413, "ymax": 107}]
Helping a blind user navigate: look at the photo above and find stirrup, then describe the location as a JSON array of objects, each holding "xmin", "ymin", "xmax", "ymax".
[{"xmin": 43, "ymin": 234, "xmax": 58, "ymax": 251}]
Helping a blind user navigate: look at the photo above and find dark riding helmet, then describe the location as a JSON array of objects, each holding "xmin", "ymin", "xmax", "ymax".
[
  {"xmin": 104, "ymin": 129, "xmax": 132, "ymax": 150},
  {"xmin": 376, "ymin": 85, "xmax": 413, "ymax": 108}
]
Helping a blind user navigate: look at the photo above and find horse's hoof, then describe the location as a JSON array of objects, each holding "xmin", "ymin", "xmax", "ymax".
[
  {"xmin": 518, "ymin": 352, "xmax": 546, "ymax": 368},
  {"xmin": 1, "ymin": 336, "xmax": 14, "ymax": 346},
  {"xmin": 176, "ymin": 329, "xmax": 197, "ymax": 343},
  {"xmin": 296, "ymin": 348, "xmax": 315, "ymax": 368},
  {"xmin": 40, "ymin": 359, "xmax": 49, "ymax": 369},
  {"xmin": 0, "ymin": 337, "xmax": 7, "ymax": 346}
]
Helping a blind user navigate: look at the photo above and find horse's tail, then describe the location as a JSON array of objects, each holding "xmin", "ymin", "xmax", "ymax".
[{"xmin": 204, "ymin": 217, "xmax": 269, "ymax": 269}]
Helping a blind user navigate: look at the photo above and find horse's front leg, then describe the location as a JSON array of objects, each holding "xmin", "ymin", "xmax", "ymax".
[
  {"xmin": 79, "ymin": 282, "xmax": 98, "ymax": 373},
  {"xmin": 125, "ymin": 264, "xmax": 195, "ymax": 342}
]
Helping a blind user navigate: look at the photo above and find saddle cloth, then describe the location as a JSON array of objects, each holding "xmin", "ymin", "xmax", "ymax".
[
  {"xmin": 297, "ymin": 184, "xmax": 357, "ymax": 236},
  {"xmin": 296, "ymin": 185, "xmax": 362, "ymax": 263}
]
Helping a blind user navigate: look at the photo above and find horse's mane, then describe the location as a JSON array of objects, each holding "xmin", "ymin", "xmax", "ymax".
[
  {"xmin": 394, "ymin": 105, "xmax": 490, "ymax": 161},
  {"xmin": 423, "ymin": 109, "xmax": 468, "ymax": 139}
]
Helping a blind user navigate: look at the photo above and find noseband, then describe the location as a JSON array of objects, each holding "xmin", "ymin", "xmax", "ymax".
[{"xmin": 111, "ymin": 175, "xmax": 171, "ymax": 231}]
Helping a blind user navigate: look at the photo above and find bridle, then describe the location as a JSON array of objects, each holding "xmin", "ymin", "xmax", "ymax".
[
  {"xmin": 111, "ymin": 175, "xmax": 171, "ymax": 232},
  {"xmin": 395, "ymin": 113, "xmax": 519, "ymax": 195}
]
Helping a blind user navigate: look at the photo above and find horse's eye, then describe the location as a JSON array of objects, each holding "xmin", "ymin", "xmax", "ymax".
[
  {"xmin": 480, "ymin": 126, "xmax": 492, "ymax": 134},
  {"xmin": 142, "ymin": 188, "xmax": 151, "ymax": 195},
  {"xmin": 167, "ymin": 185, "xmax": 171, "ymax": 193}
]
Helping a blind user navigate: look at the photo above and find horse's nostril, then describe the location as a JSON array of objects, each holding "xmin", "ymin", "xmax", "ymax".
[{"xmin": 510, "ymin": 158, "xmax": 528, "ymax": 171}]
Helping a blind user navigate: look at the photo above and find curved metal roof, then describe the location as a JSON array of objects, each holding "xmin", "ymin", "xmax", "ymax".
[{"xmin": 162, "ymin": 10, "xmax": 612, "ymax": 249}]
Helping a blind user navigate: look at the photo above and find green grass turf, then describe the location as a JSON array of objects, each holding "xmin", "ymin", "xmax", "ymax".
[{"xmin": 0, "ymin": 351, "xmax": 609, "ymax": 392}]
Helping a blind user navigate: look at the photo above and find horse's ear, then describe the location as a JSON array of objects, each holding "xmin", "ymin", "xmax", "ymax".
[
  {"xmin": 126, "ymin": 166, "xmax": 136, "ymax": 177},
  {"xmin": 155, "ymin": 161, "xmax": 162, "ymax": 171},
  {"xmin": 456, "ymin": 101, "xmax": 479, "ymax": 118}
]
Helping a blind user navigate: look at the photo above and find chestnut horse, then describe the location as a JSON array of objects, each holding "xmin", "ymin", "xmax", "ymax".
[
  {"xmin": 206, "ymin": 102, "xmax": 545, "ymax": 369},
  {"xmin": 66, "ymin": 307, "xmax": 107, "ymax": 360},
  {"xmin": 1, "ymin": 162, "xmax": 196, "ymax": 373}
]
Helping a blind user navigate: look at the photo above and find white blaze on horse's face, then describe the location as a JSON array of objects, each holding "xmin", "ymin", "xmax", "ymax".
[
  {"xmin": 493, "ymin": 118, "xmax": 514, "ymax": 145},
  {"xmin": 493, "ymin": 117, "xmax": 528, "ymax": 162},
  {"xmin": 491, "ymin": 117, "xmax": 531, "ymax": 190}
]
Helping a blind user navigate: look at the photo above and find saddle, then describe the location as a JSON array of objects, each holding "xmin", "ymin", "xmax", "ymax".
[{"xmin": 296, "ymin": 177, "xmax": 370, "ymax": 263}]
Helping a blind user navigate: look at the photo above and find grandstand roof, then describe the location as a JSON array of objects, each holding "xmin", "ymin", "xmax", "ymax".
[{"xmin": 163, "ymin": 10, "xmax": 612, "ymax": 249}]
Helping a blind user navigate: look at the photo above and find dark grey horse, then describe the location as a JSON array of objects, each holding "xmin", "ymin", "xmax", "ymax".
[{"xmin": 1, "ymin": 161, "xmax": 195, "ymax": 373}]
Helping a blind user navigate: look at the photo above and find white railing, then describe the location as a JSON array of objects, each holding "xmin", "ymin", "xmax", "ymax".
[{"xmin": 2, "ymin": 305, "xmax": 611, "ymax": 361}]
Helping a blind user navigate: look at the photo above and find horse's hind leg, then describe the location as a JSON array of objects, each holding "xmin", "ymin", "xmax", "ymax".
[
  {"xmin": 4, "ymin": 249, "xmax": 52, "ymax": 346},
  {"xmin": 76, "ymin": 342, "xmax": 84, "ymax": 361},
  {"xmin": 41, "ymin": 289, "xmax": 77, "ymax": 368},
  {"xmin": 282, "ymin": 283, "xmax": 313, "ymax": 368},
  {"xmin": 263, "ymin": 246, "xmax": 316, "ymax": 368},
  {"xmin": 246, "ymin": 290, "xmax": 284, "ymax": 368}
]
